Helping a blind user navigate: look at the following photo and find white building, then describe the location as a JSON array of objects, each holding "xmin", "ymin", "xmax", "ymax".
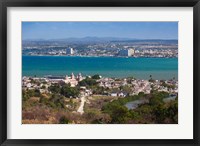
[
  {"xmin": 110, "ymin": 92, "xmax": 118, "ymax": 97},
  {"xmin": 65, "ymin": 73, "xmax": 83, "ymax": 87},
  {"xmin": 118, "ymin": 48, "xmax": 135, "ymax": 57},
  {"xmin": 66, "ymin": 48, "xmax": 74, "ymax": 55}
]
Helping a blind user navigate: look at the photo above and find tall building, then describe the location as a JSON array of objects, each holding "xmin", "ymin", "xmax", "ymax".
[
  {"xmin": 66, "ymin": 48, "xmax": 74, "ymax": 55},
  {"xmin": 118, "ymin": 48, "xmax": 135, "ymax": 57}
]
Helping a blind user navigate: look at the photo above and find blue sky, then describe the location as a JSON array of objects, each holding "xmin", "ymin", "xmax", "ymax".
[{"xmin": 22, "ymin": 22, "xmax": 178, "ymax": 40}]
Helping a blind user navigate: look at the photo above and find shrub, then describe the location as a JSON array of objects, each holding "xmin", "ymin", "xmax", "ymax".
[
  {"xmin": 59, "ymin": 116, "xmax": 70, "ymax": 124},
  {"xmin": 79, "ymin": 77, "xmax": 98, "ymax": 87},
  {"xmin": 61, "ymin": 84, "xmax": 79, "ymax": 98},
  {"xmin": 91, "ymin": 74, "xmax": 101, "ymax": 79},
  {"xmin": 48, "ymin": 84, "xmax": 61, "ymax": 94}
]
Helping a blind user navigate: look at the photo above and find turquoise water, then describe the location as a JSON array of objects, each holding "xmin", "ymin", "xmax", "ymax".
[{"xmin": 22, "ymin": 56, "xmax": 178, "ymax": 80}]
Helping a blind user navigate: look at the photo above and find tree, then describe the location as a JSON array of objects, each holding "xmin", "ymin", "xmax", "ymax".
[
  {"xmin": 50, "ymin": 94, "xmax": 65, "ymax": 108},
  {"xmin": 120, "ymin": 85, "xmax": 132, "ymax": 94},
  {"xmin": 138, "ymin": 92, "xmax": 145, "ymax": 97},
  {"xmin": 61, "ymin": 84, "xmax": 79, "ymax": 98},
  {"xmin": 149, "ymin": 75, "xmax": 152, "ymax": 80},
  {"xmin": 102, "ymin": 102, "xmax": 131, "ymax": 124},
  {"xmin": 91, "ymin": 74, "xmax": 101, "ymax": 79},
  {"xmin": 78, "ymin": 77, "xmax": 97, "ymax": 87},
  {"xmin": 167, "ymin": 100, "xmax": 178, "ymax": 123},
  {"xmin": 149, "ymin": 75, "xmax": 155, "ymax": 82},
  {"xmin": 110, "ymin": 105, "xmax": 130, "ymax": 124},
  {"xmin": 59, "ymin": 116, "xmax": 70, "ymax": 124},
  {"xmin": 92, "ymin": 86, "xmax": 106, "ymax": 94},
  {"xmin": 41, "ymin": 85, "xmax": 46, "ymax": 89},
  {"xmin": 48, "ymin": 84, "xmax": 61, "ymax": 94},
  {"xmin": 149, "ymin": 96, "xmax": 164, "ymax": 106},
  {"xmin": 34, "ymin": 89, "xmax": 41, "ymax": 97},
  {"xmin": 22, "ymin": 89, "xmax": 29, "ymax": 101}
]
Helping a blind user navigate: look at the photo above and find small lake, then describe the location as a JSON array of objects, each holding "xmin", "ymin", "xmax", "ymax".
[
  {"xmin": 125, "ymin": 95, "xmax": 177, "ymax": 110},
  {"xmin": 163, "ymin": 95, "xmax": 177, "ymax": 102},
  {"xmin": 125, "ymin": 99, "xmax": 149, "ymax": 110}
]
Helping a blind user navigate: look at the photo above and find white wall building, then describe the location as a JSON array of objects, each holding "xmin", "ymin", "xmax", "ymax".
[
  {"xmin": 118, "ymin": 48, "xmax": 135, "ymax": 57},
  {"xmin": 66, "ymin": 48, "xmax": 74, "ymax": 55}
]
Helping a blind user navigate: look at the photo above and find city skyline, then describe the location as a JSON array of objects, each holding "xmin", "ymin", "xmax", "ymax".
[{"xmin": 22, "ymin": 22, "xmax": 178, "ymax": 40}]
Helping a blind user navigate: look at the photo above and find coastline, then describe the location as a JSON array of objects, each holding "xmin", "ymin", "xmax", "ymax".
[
  {"xmin": 22, "ymin": 55, "xmax": 178, "ymax": 59},
  {"xmin": 22, "ymin": 71, "xmax": 178, "ymax": 80}
]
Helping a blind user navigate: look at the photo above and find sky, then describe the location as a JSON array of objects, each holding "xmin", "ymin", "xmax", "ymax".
[{"xmin": 22, "ymin": 22, "xmax": 178, "ymax": 40}]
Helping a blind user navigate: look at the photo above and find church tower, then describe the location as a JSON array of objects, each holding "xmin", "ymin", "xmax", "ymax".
[
  {"xmin": 71, "ymin": 73, "xmax": 75, "ymax": 80},
  {"xmin": 77, "ymin": 73, "xmax": 83, "ymax": 81}
]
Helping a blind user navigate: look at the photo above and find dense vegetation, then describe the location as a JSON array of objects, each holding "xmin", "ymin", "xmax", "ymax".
[
  {"xmin": 101, "ymin": 91, "xmax": 178, "ymax": 124},
  {"xmin": 78, "ymin": 77, "xmax": 98, "ymax": 87},
  {"xmin": 48, "ymin": 83, "xmax": 80, "ymax": 97},
  {"xmin": 22, "ymin": 77, "xmax": 178, "ymax": 124}
]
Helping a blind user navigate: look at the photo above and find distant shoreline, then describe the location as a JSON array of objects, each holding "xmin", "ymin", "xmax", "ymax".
[
  {"xmin": 22, "ymin": 75, "xmax": 178, "ymax": 81},
  {"xmin": 22, "ymin": 55, "xmax": 178, "ymax": 59}
]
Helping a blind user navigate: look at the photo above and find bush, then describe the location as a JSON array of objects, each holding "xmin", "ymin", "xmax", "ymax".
[
  {"xmin": 91, "ymin": 74, "xmax": 101, "ymax": 79},
  {"xmin": 22, "ymin": 89, "xmax": 42, "ymax": 101},
  {"xmin": 61, "ymin": 84, "xmax": 79, "ymax": 98},
  {"xmin": 79, "ymin": 77, "xmax": 97, "ymax": 87},
  {"xmin": 110, "ymin": 105, "xmax": 131, "ymax": 124},
  {"xmin": 59, "ymin": 116, "xmax": 70, "ymax": 124},
  {"xmin": 91, "ymin": 114, "xmax": 111, "ymax": 124},
  {"xmin": 48, "ymin": 84, "xmax": 61, "ymax": 94}
]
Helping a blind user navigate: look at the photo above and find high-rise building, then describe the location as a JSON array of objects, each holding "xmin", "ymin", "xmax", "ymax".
[
  {"xmin": 66, "ymin": 48, "xmax": 74, "ymax": 55},
  {"xmin": 118, "ymin": 48, "xmax": 135, "ymax": 57}
]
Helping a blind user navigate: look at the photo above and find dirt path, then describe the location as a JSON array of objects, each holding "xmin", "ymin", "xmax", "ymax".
[{"xmin": 77, "ymin": 96, "xmax": 86, "ymax": 114}]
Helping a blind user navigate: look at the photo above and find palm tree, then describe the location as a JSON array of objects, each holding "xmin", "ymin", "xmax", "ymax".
[{"xmin": 149, "ymin": 75, "xmax": 152, "ymax": 79}]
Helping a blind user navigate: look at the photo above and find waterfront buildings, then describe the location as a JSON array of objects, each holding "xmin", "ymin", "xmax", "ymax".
[
  {"xmin": 22, "ymin": 73, "xmax": 178, "ymax": 98},
  {"xmin": 65, "ymin": 73, "xmax": 83, "ymax": 87},
  {"xmin": 29, "ymin": 73, "xmax": 84, "ymax": 87},
  {"xmin": 66, "ymin": 48, "xmax": 74, "ymax": 55},
  {"xmin": 23, "ymin": 39, "xmax": 178, "ymax": 57},
  {"xmin": 118, "ymin": 48, "xmax": 135, "ymax": 57}
]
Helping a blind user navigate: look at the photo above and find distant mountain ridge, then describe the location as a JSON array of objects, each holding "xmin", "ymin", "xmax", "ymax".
[{"xmin": 23, "ymin": 36, "xmax": 178, "ymax": 43}]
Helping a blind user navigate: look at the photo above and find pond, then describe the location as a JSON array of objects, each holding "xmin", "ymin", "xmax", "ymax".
[
  {"xmin": 163, "ymin": 95, "xmax": 177, "ymax": 102},
  {"xmin": 125, "ymin": 99, "xmax": 149, "ymax": 110},
  {"xmin": 125, "ymin": 95, "xmax": 177, "ymax": 110}
]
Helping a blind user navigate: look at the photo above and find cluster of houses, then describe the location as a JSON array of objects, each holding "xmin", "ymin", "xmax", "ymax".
[
  {"xmin": 22, "ymin": 76, "xmax": 50, "ymax": 94},
  {"xmin": 22, "ymin": 73, "xmax": 178, "ymax": 98},
  {"xmin": 97, "ymin": 77, "xmax": 178, "ymax": 97},
  {"xmin": 22, "ymin": 73, "xmax": 93, "ymax": 97},
  {"xmin": 22, "ymin": 73, "xmax": 85, "ymax": 93}
]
